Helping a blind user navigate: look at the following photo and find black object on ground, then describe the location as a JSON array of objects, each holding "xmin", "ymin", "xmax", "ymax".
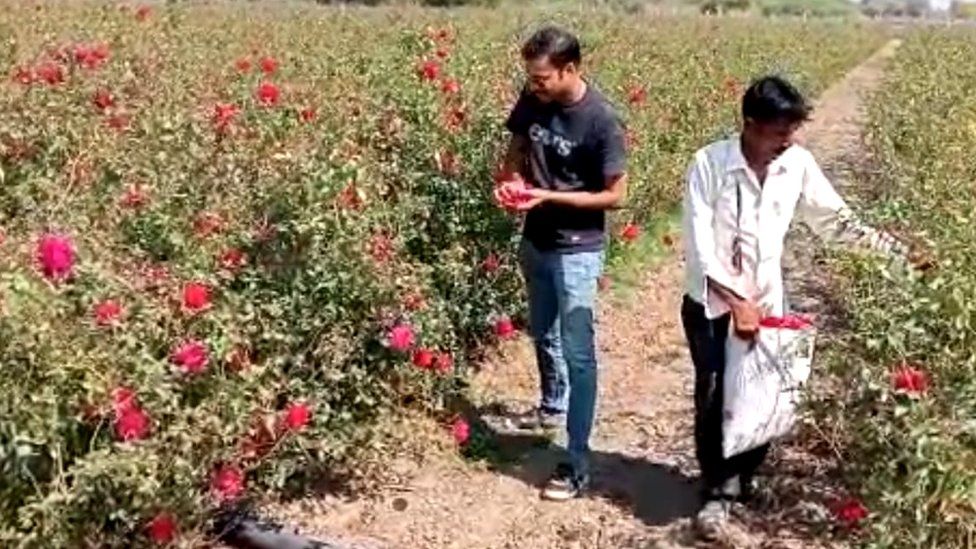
[{"xmin": 213, "ymin": 506, "xmax": 342, "ymax": 549}]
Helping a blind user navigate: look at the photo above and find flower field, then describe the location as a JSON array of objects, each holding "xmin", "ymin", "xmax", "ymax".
[
  {"xmin": 815, "ymin": 29, "xmax": 976, "ymax": 548},
  {"xmin": 0, "ymin": 2, "xmax": 888, "ymax": 546}
]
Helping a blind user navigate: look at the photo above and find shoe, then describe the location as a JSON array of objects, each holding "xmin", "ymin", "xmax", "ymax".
[
  {"xmin": 541, "ymin": 462, "xmax": 588, "ymax": 501},
  {"xmin": 516, "ymin": 407, "xmax": 564, "ymax": 431},
  {"xmin": 694, "ymin": 499, "xmax": 730, "ymax": 541}
]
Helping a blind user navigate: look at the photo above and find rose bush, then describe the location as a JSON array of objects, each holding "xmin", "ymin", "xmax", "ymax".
[
  {"xmin": 812, "ymin": 29, "xmax": 976, "ymax": 548},
  {"xmin": 0, "ymin": 2, "xmax": 884, "ymax": 545}
]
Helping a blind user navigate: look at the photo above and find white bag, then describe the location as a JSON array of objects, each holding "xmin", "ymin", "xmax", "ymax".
[{"xmin": 722, "ymin": 315, "xmax": 817, "ymax": 459}]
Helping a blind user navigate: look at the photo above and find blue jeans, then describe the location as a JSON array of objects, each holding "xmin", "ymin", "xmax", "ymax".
[{"xmin": 519, "ymin": 239, "xmax": 604, "ymax": 476}]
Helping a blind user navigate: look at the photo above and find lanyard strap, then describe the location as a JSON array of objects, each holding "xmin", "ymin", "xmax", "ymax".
[
  {"xmin": 735, "ymin": 176, "xmax": 742, "ymax": 234},
  {"xmin": 731, "ymin": 174, "xmax": 744, "ymax": 275}
]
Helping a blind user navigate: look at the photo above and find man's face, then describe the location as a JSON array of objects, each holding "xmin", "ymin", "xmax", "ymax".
[
  {"xmin": 524, "ymin": 56, "xmax": 575, "ymax": 103},
  {"xmin": 744, "ymin": 118, "xmax": 802, "ymax": 163}
]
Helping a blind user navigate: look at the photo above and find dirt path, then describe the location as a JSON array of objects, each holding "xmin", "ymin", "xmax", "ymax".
[{"xmin": 267, "ymin": 41, "xmax": 900, "ymax": 549}]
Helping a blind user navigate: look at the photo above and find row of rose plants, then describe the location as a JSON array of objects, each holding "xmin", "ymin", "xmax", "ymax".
[
  {"xmin": 810, "ymin": 29, "xmax": 976, "ymax": 548},
  {"xmin": 0, "ymin": 2, "xmax": 886, "ymax": 546}
]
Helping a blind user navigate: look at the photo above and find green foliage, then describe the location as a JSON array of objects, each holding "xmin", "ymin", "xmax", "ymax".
[
  {"xmin": 0, "ymin": 2, "xmax": 884, "ymax": 545},
  {"xmin": 760, "ymin": 0, "xmax": 857, "ymax": 17},
  {"xmin": 814, "ymin": 29, "xmax": 976, "ymax": 548}
]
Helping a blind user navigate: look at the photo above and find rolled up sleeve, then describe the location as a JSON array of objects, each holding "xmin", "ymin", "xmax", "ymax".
[{"xmin": 796, "ymin": 153, "xmax": 907, "ymax": 259}]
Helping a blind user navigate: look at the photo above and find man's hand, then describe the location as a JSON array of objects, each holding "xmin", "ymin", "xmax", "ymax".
[
  {"xmin": 706, "ymin": 276, "xmax": 762, "ymax": 340},
  {"xmin": 493, "ymin": 174, "xmax": 537, "ymax": 211},
  {"xmin": 730, "ymin": 298, "xmax": 762, "ymax": 340},
  {"xmin": 514, "ymin": 188, "xmax": 551, "ymax": 211}
]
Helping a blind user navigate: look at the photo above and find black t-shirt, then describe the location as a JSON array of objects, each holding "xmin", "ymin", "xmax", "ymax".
[{"xmin": 505, "ymin": 85, "xmax": 627, "ymax": 252}]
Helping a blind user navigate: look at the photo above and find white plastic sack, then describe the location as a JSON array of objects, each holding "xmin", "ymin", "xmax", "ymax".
[{"xmin": 722, "ymin": 315, "xmax": 817, "ymax": 459}]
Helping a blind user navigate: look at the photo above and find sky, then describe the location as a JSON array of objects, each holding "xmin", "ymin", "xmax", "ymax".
[{"xmin": 847, "ymin": 0, "xmax": 970, "ymax": 11}]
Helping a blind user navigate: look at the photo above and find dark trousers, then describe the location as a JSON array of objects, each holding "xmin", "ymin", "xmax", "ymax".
[{"xmin": 681, "ymin": 295, "xmax": 769, "ymax": 501}]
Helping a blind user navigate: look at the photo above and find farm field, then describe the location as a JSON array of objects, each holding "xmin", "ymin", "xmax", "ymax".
[{"xmin": 4, "ymin": 2, "xmax": 971, "ymax": 548}]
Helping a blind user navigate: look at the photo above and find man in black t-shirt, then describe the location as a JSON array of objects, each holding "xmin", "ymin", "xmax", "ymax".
[{"xmin": 498, "ymin": 25, "xmax": 628, "ymax": 501}]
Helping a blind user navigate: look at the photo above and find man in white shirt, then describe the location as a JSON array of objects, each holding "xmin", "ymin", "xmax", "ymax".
[{"xmin": 681, "ymin": 75, "xmax": 924, "ymax": 539}]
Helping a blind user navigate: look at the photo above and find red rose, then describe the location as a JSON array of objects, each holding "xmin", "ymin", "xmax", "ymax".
[
  {"xmin": 620, "ymin": 222, "xmax": 641, "ymax": 242},
  {"xmin": 211, "ymin": 464, "xmax": 245, "ymax": 503},
  {"xmin": 412, "ymin": 348, "xmax": 435, "ymax": 369},
  {"xmin": 451, "ymin": 417, "xmax": 470, "ymax": 445},
  {"xmin": 494, "ymin": 317, "xmax": 516, "ymax": 339},
  {"xmin": 235, "ymin": 57, "xmax": 252, "ymax": 73},
  {"xmin": 12, "ymin": 66, "xmax": 34, "ymax": 86},
  {"xmin": 218, "ymin": 249, "xmax": 247, "ymax": 273},
  {"xmin": 112, "ymin": 386, "xmax": 137, "ymax": 415},
  {"xmin": 283, "ymin": 402, "xmax": 311, "ymax": 432},
  {"xmin": 369, "ymin": 232, "xmax": 394, "ymax": 264},
  {"xmin": 892, "ymin": 364, "xmax": 928, "ymax": 395},
  {"xmin": 388, "ymin": 324, "xmax": 415, "ymax": 352},
  {"xmin": 36, "ymin": 233, "xmax": 75, "ymax": 281},
  {"xmin": 193, "ymin": 211, "xmax": 223, "ymax": 238},
  {"xmin": 495, "ymin": 178, "xmax": 531, "ymax": 213},
  {"xmin": 140, "ymin": 263, "xmax": 171, "ymax": 290},
  {"xmin": 115, "ymin": 405, "xmax": 150, "ymax": 442},
  {"xmin": 481, "ymin": 253, "xmax": 500, "ymax": 274},
  {"xmin": 417, "ymin": 60, "xmax": 440, "ymax": 82},
  {"xmin": 146, "ymin": 512, "xmax": 177, "ymax": 544},
  {"xmin": 170, "ymin": 340, "xmax": 210, "ymax": 374},
  {"xmin": 93, "ymin": 89, "xmax": 115, "ymax": 111},
  {"xmin": 92, "ymin": 43, "xmax": 110, "ymax": 61},
  {"xmin": 75, "ymin": 42, "xmax": 109, "ymax": 69},
  {"xmin": 94, "ymin": 299, "xmax": 123, "ymax": 327},
  {"xmin": 628, "ymin": 85, "xmax": 647, "ymax": 106},
  {"xmin": 444, "ymin": 106, "xmax": 466, "ymax": 132},
  {"xmin": 181, "ymin": 282, "xmax": 211, "ymax": 313},
  {"xmin": 299, "ymin": 107, "xmax": 317, "ymax": 123},
  {"xmin": 72, "ymin": 44, "xmax": 91, "ymax": 63},
  {"xmin": 259, "ymin": 56, "xmax": 278, "ymax": 75},
  {"xmin": 212, "ymin": 103, "xmax": 240, "ymax": 131},
  {"xmin": 441, "ymin": 78, "xmax": 460, "ymax": 95},
  {"xmin": 105, "ymin": 114, "xmax": 130, "ymax": 132},
  {"xmin": 833, "ymin": 497, "xmax": 868, "ymax": 527},
  {"xmin": 120, "ymin": 184, "xmax": 149, "ymax": 209},
  {"xmin": 35, "ymin": 61, "xmax": 64, "ymax": 86},
  {"xmin": 256, "ymin": 81, "xmax": 280, "ymax": 107},
  {"xmin": 434, "ymin": 352, "xmax": 454, "ymax": 374},
  {"xmin": 435, "ymin": 48, "xmax": 449, "ymax": 59},
  {"xmin": 336, "ymin": 183, "xmax": 363, "ymax": 211}
]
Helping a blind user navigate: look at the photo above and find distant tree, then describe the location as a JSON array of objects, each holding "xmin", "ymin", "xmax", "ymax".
[{"xmin": 700, "ymin": 0, "xmax": 751, "ymax": 15}]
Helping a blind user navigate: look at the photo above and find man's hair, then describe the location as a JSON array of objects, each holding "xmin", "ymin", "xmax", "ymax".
[
  {"xmin": 741, "ymin": 76, "xmax": 812, "ymax": 124},
  {"xmin": 521, "ymin": 26, "xmax": 581, "ymax": 69}
]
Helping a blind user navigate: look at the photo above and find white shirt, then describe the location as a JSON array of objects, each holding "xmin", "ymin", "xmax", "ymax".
[{"xmin": 682, "ymin": 135, "xmax": 905, "ymax": 319}]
